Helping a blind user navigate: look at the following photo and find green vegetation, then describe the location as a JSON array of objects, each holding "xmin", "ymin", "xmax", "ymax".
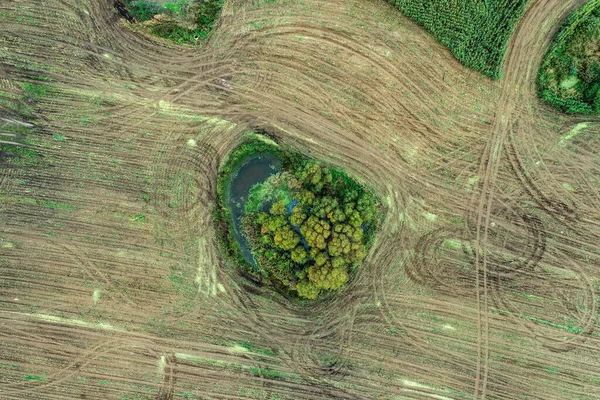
[
  {"xmin": 19, "ymin": 82, "xmax": 51, "ymax": 100},
  {"xmin": 250, "ymin": 366, "xmax": 284, "ymax": 380},
  {"xmin": 537, "ymin": 0, "xmax": 600, "ymax": 114},
  {"xmin": 384, "ymin": 0, "xmax": 530, "ymax": 78},
  {"xmin": 25, "ymin": 375, "xmax": 45, "ymax": 382},
  {"xmin": 216, "ymin": 136, "xmax": 380, "ymax": 300},
  {"xmin": 124, "ymin": 0, "xmax": 223, "ymax": 45},
  {"xmin": 125, "ymin": 0, "xmax": 162, "ymax": 22},
  {"xmin": 216, "ymin": 136, "xmax": 286, "ymax": 274},
  {"xmin": 238, "ymin": 342, "xmax": 276, "ymax": 356},
  {"xmin": 0, "ymin": 144, "xmax": 39, "ymax": 166}
]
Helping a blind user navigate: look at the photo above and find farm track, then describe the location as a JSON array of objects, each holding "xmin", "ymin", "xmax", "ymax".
[{"xmin": 1, "ymin": 0, "xmax": 599, "ymax": 399}]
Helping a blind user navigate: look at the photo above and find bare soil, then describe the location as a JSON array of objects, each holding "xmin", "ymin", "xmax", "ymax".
[{"xmin": 0, "ymin": 0, "xmax": 599, "ymax": 399}]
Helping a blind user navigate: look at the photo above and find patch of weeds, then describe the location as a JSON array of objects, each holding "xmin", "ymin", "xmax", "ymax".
[
  {"xmin": 52, "ymin": 133, "xmax": 67, "ymax": 142},
  {"xmin": 32, "ymin": 199, "xmax": 73, "ymax": 210},
  {"xmin": 149, "ymin": 22, "xmax": 208, "ymax": 45},
  {"xmin": 120, "ymin": 393, "xmax": 147, "ymax": 400},
  {"xmin": 19, "ymin": 82, "xmax": 51, "ymax": 100},
  {"xmin": 250, "ymin": 367, "xmax": 283, "ymax": 380},
  {"xmin": 130, "ymin": 214, "xmax": 146, "ymax": 222},
  {"xmin": 163, "ymin": 0, "xmax": 189, "ymax": 14},
  {"xmin": 239, "ymin": 342, "xmax": 276, "ymax": 357},
  {"xmin": 25, "ymin": 375, "xmax": 45, "ymax": 382},
  {"xmin": 0, "ymin": 144, "xmax": 39, "ymax": 166},
  {"xmin": 491, "ymin": 308, "xmax": 584, "ymax": 334}
]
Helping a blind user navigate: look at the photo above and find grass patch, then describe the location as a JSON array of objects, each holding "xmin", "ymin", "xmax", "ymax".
[
  {"xmin": 19, "ymin": 82, "xmax": 51, "ymax": 99},
  {"xmin": 0, "ymin": 144, "xmax": 39, "ymax": 166},
  {"xmin": 250, "ymin": 367, "xmax": 284, "ymax": 380},
  {"xmin": 0, "ymin": 195, "xmax": 74, "ymax": 210},
  {"xmin": 491, "ymin": 308, "xmax": 584, "ymax": 334},
  {"xmin": 130, "ymin": 214, "xmax": 146, "ymax": 222},
  {"xmin": 25, "ymin": 375, "xmax": 45, "ymax": 382},
  {"xmin": 537, "ymin": 0, "xmax": 600, "ymax": 114},
  {"xmin": 238, "ymin": 342, "xmax": 276, "ymax": 357},
  {"xmin": 384, "ymin": 0, "xmax": 530, "ymax": 78}
]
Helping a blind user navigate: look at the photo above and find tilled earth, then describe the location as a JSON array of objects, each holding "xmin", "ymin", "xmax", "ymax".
[{"xmin": 0, "ymin": 0, "xmax": 599, "ymax": 399}]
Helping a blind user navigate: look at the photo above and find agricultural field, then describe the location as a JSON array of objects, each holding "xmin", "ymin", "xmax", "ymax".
[{"xmin": 1, "ymin": 0, "xmax": 600, "ymax": 399}]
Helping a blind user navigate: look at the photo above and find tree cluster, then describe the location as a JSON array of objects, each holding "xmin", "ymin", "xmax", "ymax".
[{"xmin": 242, "ymin": 160, "xmax": 378, "ymax": 299}]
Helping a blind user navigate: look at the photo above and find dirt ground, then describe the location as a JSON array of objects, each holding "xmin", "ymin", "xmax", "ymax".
[{"xmin": 1, "ymin": 0, "xmax": 599, "ymax": 399}]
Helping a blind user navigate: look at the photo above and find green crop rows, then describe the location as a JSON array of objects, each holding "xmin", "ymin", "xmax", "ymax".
[{"xmin": 385, "ymin": 0, "xmax": 530, "ymax": 78}]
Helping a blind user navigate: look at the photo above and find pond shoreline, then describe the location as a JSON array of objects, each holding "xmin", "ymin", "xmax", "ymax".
[{"xmin": 226, "ymin": 154, "xmax": 281, "ymax": 268}]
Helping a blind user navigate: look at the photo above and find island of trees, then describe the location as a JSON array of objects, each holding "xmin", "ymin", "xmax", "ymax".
[{"xmin": 216, "ymin": 136, "xmax": 380, "ymax": 300}]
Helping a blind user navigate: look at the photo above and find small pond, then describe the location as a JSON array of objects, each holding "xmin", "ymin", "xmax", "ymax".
[{"xmin": 227, "ymin": 154, "xmax": 281, "ymax": 267}]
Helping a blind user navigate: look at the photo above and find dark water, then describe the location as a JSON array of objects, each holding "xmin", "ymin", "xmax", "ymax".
[{"xmin": 227, "ymin": 154, "xmax": 280, "ymax": 267}]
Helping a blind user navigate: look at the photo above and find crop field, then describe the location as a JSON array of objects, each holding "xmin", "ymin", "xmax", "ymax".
[{"xmin": 1, "ymin": 0, "xmax": 600, "ymax": 399}]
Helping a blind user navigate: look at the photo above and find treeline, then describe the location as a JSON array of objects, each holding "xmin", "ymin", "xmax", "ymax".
[
  {"xmin": 385, "ymin": 0, "xmax": 530, "ymax": 78},
  {"xmin": 537, "ymin": 0, "xmax": 600, "ymax": 114}
]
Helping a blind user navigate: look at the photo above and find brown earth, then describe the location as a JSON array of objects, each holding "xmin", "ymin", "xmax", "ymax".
[{"xmin": 1, "ymin": 0, "xmax": 600, "ymax": 399}]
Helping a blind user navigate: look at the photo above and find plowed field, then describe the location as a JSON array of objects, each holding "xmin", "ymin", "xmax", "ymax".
[{"xmin": 1, "ymin": 0, "xmax": 599, "ymax": 399}]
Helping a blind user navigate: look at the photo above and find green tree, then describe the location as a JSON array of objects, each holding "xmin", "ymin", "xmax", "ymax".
[
  {"xmin": 314, "ymin": 251, "xmax": 329, "ymax": 267},
  {"xmin": 270, "ymin": 200, "xmax": 287, "ymax": 216},
  {"xmin": 290, "ymin": 205, "xmax": 307, "ymax": 226},
  {"xmin": 273, "ymin": 226, "xmax": 300, "ymax": 251},
  {"xmin": 347, "ymin": 209, "xmax": 363, "ymax": 228},
  {"xmin": 296, "ymin": 279, "xmax": 321, "ymax": 299},
  {"xmin": 357, "ymin": 195, "xmax": 376, "ymax": 222},
  {"xmin": 327, "ymin": 208, "xmax": 346, "ymax": 223},
  {"xmin": 265, "ymin": 215, "xmax": 287, "ymax": 233},
  {"xmin": 301, "ymin": 216, "xmax": 331, "ymax": 249},
  {"xmin": 308, "ymin": 262, "xmax": 348, "ymax": 290},
  {"xmin": 291, "ymin": 246, "xmax": 308, "ymax": 264},
  {"xmin": 298, "ymin": 189, "xmax": 315, "ymax": 206},
  {"xmin": 313, "ymin": 196, "xmax": 338, "ymax": 219},
  {"xmin": 328, "ymin": 232, "xmax": 352, "ymax": 257}
]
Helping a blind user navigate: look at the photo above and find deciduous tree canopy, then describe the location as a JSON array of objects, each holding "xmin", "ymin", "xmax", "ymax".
[{"xmin": 242, "ymin": 159, "xmax": 379, "ymax": 299}]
